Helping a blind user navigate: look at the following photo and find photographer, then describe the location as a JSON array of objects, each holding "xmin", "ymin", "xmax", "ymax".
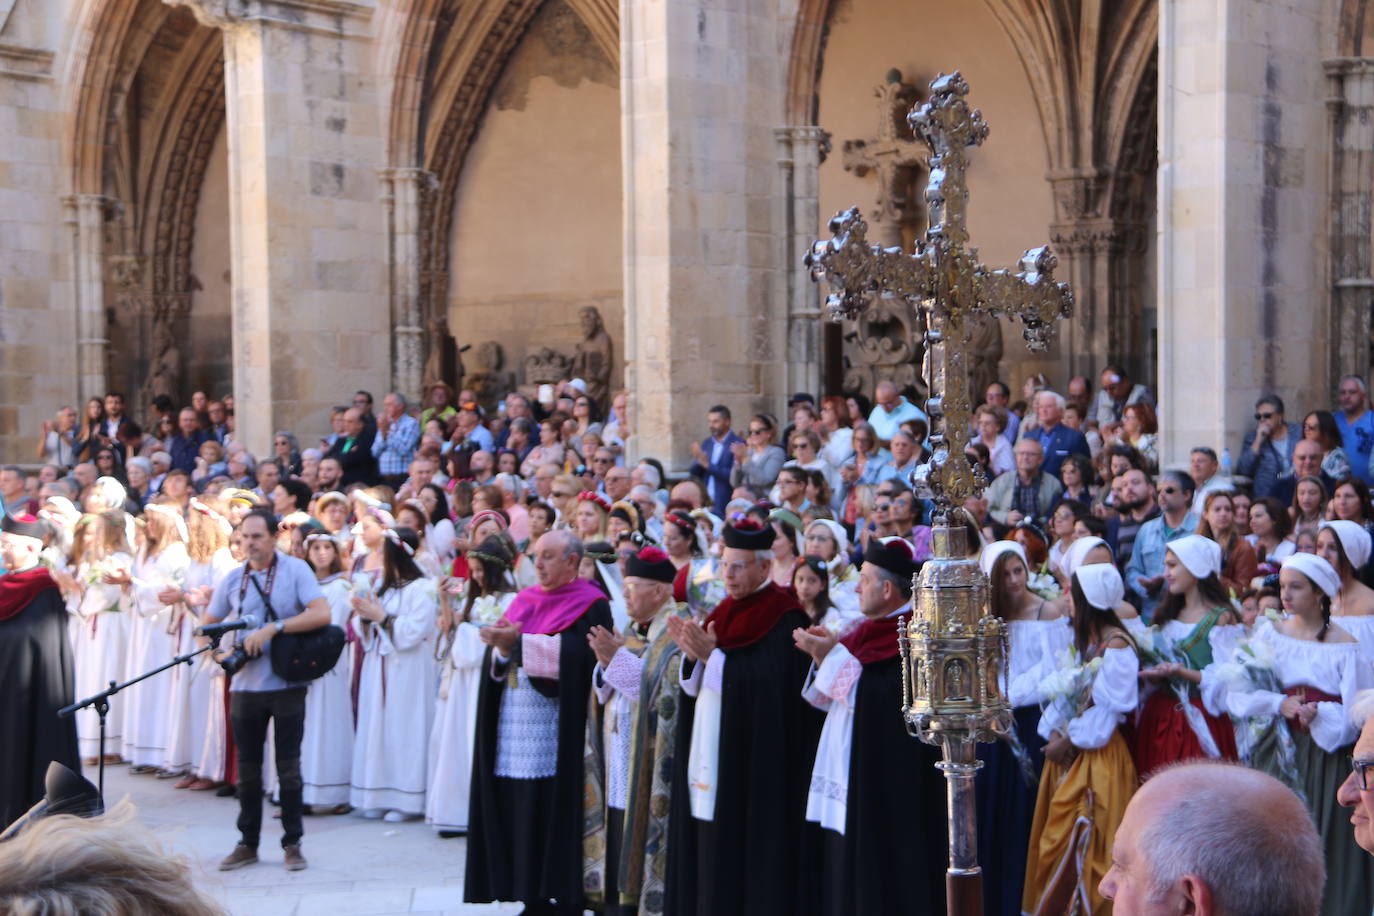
[{"xmin": 203, "ymin": 510, "xmax": 330, "ymax": 873}]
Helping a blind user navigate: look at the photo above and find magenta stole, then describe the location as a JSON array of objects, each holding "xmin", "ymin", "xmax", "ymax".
[{"xmin": 503, "ymin": 578, "xmax": 606, "ymax": 635}]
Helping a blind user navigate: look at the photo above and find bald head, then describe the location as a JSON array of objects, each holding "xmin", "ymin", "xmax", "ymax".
[{"xmin": 1102, "ymin": 761, "xmax": 1322, "ymax": 915}]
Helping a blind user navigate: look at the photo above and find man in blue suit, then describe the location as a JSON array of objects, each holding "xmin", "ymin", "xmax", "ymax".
[
  {"xmin": 1024, "ymin": 390, "xmax": 1089, "ymax": 479},
  {"xmin": 689, "ymin": 405, "xmax": 743, "ymax": 516}
]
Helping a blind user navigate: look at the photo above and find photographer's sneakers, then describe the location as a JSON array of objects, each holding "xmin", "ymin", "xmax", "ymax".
[
  {"xmin": 218, "ymin": 844, "xmax": 258, "ymax": 871},
  {"xmin": 283, "ymin": 845, "xmax": 308, "ymax": 871}
]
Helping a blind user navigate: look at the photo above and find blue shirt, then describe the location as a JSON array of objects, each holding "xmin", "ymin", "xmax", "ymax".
[
  {"xmin": 1336, "ymin": 410, "xmax": 1374, "ymax": 485},
  {"xmin": 867, "ymin": 398, "xmax": 928, "ymax": 442},
  {"xmin": 206, "ymin": 552, "xmax": 324, "ymax": 692}
]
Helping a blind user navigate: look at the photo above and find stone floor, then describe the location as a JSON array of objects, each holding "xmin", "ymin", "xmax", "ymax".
[{"xmin": 103, "ymin": 765, "xmax": 524, "ymax": 916}]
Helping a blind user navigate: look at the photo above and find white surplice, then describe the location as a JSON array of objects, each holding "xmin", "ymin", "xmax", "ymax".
[
  {"xmin": 301, "ymin": 575, "xmax": 356, "ymax": 807},
  {"xmin": 350, "ymin": 577, "xmax": 439, "ymax": 814},
  {"xmin": 425, "ymin": 590, "xmax": 513, "ymax": 832},
  {"xmin": 121, "ymin": 543, "xmax": 189, "ymax": 767}
]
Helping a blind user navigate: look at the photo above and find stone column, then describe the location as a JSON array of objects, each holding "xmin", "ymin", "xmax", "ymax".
[
  {"xmin": 776, "ymin": 125, "xmax": 827, "ymax": 401},
  {"xmin": 1156, "ymin": 0, "xmax": 1327, "ymax": 468},
  {"xmin": 169, "ymin": 0, "xmax": 387, "ymax": 457},
  {"xmin": 1326, "ymin": 58, "xmax": 1374, "ymax": 392},
  {"xmin": 381, "ymin": 167, "xmax": 434, "ymax": 401},
  {"xmin": 62, "ymin": 193, "xmax": 112, "ymax": 407},
  {"xmin": 621, "ymin": 0, "xmax": 790, "ymax": 468}
]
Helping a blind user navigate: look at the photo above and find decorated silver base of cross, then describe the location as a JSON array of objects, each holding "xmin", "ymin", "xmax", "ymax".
[{"xmin": 805, "ymin": 71, "xmax": 1073, "ymax": 916}]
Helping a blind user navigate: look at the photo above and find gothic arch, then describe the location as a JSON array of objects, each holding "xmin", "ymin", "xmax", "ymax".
[
  {"xmin": 785, "ymin": 0, "xmax": 831, "ymax": 126},
  {"xmin": 1340, "ymin": 0, "xmax": 1373, "ymax": 57},
  {"xmin": 60, "ymin": 0, "xmax": 227, "ymax": 407}
]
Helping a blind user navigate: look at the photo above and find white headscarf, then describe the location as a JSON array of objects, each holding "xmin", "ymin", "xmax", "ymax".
[
  {"xmin": 1166, "ymin": 534, "xmax": 1223, "ymax": 580},
  {"xmin": 979, "ymin": 540, "xmax": 1027, "ymax": 578},
  {"xmin": 1075, "ymin": 563, "xmax": 1125, "ymax": 610},
  {"xmin": 1282, "ymin": 553, "xmax": 1341, "ymax": 598},
  {"xmin": 805, "ymin": 518, "xmax": 851, "ymax": 559},
  {"xmin": 1062, "ymin": 536, "xmax": 1109, "ymax": 580},
  {"xmin": 1320, "ymin": 520, "xmax": 1372, "ymax": 570}
]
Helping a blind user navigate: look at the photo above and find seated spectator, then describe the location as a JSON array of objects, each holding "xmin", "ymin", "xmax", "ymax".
[
  {"xmin": 1189, "ymin": 446, "xmax": 1233, "ymax": 515},
  {"xmin": 1237, "ymin": 394, "xmax": 1301, "ymax": 499},
  {"xmin": 1120, "ymin": 402, "xmax": 1158, "ymax": 473},
  {"xmin": 1091, "ymin": 364, "xmax": 1153, "ymax": 426},
  {"xmin": 1304, "ymin": 409, "xmax": 1353, "ymax": 481},
  {"xmin": 1272, "ymin": 439, "xmax": 1337, "ymax": 508},
  {"xmin": 867, "ymin": 380, "xmax": 927, "ymax": 445},
  {"xmin": 1195, "ymin": 490, "xmax": 1257, "ymax": 595},
  {"xmin": 1022, "ymin": 390, "xmax": 1090, "ymax": 478},
  {"xmin": 973, "ymin": 404, "xmax": 1014, "ymax": 476},
  {"xmin": 985, "ymin": 438, "xmax": 1062, "ymax": 529}
]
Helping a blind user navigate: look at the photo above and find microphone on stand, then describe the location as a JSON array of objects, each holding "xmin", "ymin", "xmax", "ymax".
[{"xmin": 195, "ymin": 614, "xmax": 259, "ymax": 638}]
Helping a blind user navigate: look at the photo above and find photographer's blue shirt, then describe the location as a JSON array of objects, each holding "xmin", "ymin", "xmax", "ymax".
[{"xmin": 206, "ymin": 551, "xmax": 324, "ymax": 693}]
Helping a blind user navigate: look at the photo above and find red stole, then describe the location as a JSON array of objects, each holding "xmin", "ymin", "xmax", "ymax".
[
  {"xmin": 705, "ymin": 582, "xmax": 800, "ymax": 649},
  {"xmin": 0, "ymin": 566, "xmax": 57, "ymax": 622},
  {"xmin": 841, "ymin": 611, "xmax": 908, "ymax": 664}
]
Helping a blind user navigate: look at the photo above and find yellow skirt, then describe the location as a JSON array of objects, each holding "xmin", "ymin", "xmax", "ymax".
[{"xmin": 1021, "ymin": 730, "xmax": 1136, "ymax": 916}]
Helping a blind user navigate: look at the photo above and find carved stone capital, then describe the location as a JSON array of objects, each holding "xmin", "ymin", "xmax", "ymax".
[{"xmin": 162, "ymin": 0, "xmax": 371, "ymax": 37}]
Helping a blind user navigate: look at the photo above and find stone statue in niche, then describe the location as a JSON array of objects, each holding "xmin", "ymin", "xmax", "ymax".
[
  {"xmin": 467, "ymin": 340, "xmax": 515, "ymax": 410},
  {"xmin": 423, "ymin": 315, "xmax": 463, "ymax": 392},
  {"xmin": 142, "ymin": 320, "xmax": 182, "ymax": 410},
  {"xmin": 966, "ymin": 312, "xmax": 1003, "ymax": 400},
  {"xmin": 571, "ymin": 305, "xmax": 613, "ymax": 407}
]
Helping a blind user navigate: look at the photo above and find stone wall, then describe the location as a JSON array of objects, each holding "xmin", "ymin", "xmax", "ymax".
[{"xmin": 447, "ymin": 0, "xmax": 623, "ymax": 399}]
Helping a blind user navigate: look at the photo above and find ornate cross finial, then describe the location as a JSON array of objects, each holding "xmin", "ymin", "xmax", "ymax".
[{"xmin": 806, "ymin": 71, "xmax": 1072, "ymax": 515}]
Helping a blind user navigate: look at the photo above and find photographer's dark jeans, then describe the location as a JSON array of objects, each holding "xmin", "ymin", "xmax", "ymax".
[{"xmin": 230, "ymin": 687, "xmax": 307, "ymax": 850}]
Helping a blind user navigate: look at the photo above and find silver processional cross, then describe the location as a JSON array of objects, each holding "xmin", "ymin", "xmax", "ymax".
[
  {"xmin": 807, "ymin": 71, "xmax": 1073, "ymax": 518},
  {"xmin": 806, "ymin": 72, "xmax": 1073, "ymax": 916}
]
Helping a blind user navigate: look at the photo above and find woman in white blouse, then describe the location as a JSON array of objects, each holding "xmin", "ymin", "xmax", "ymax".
[
  {"xmin": 1202, "ymin": 552, "xmax": 1374, "ymax": 916},
  {"xmin": 1023, "ymin": 563, "xmax": 1139, "ymax": 916},
  {"xmin": 1316, "ymin": 519, "xmax": 1374, "ymax": 659},
  {"xmin": 975, "ymin": 541, "xmax": 1070, "ymax": 916}
]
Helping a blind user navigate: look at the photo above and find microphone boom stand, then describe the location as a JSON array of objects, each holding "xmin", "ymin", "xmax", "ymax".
[{"xmin": 59, "ymin": 634, "xmax": 224, "ymax": 801}]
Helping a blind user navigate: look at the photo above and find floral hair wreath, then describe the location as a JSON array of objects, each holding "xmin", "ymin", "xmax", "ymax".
[
  {"xmin": 189, "ymin": 498, "xmax": 233, "ymax": 535},
  {"xmin": 382, "ymin": 527, "xmax": 416, "ymax": 556},
  {"xmin": 577, "ymin": 491, "xmax": 611, "ymax": 512}
]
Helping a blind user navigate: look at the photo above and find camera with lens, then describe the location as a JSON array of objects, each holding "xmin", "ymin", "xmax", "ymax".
[{"xmin": 218, "ymin": 645, "xmax": 250, "ymax": 675}]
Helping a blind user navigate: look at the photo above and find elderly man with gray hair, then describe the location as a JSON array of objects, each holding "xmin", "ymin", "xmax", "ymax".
[
  {"xmin": 464, "ymin": 530, "xmax": 612, "ymax": 914},
  {"xmin": 1101, "ymin": 761, "xmax": 1323, "ymax": 915}
]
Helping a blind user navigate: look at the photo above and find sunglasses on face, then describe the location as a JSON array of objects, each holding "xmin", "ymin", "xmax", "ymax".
[
  {"xmin": 1255, "ymin": 412, "xmax": 1275, "ymax": 421},
  {"xmin": 875, "ymin": 503, "xmax": 891, "ymax": 512},
  {"xmin": 1159, "ymin": 487, "xmax": 1179, "ymax": 496}
]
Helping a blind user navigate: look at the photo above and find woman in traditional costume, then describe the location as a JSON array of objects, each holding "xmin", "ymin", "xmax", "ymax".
[
  {"xmin": 1132, "ymin": 535, "xmax": 1240, "ymax": 779},
  {"xmin": 1203, "ymin": 552, "xmax": 1374, "ymax": 915},
  {"xmin": 1022, "ymin": 563, "xmax": 1139, "ymax": 916},
  {"xmin": 349, "ymin": 526, "xmax": 439, "ymax": 821},
  {"xmin": 427, "ymin": 536, "xmax": 515, "ymax": 837},
  {"xmin": 975, "ymin": 540, "xmax": 1070, "ymax": 916},
  {"xmin": 1316, "ymin": 519, "xmax": 1374, "ymax": 659}
]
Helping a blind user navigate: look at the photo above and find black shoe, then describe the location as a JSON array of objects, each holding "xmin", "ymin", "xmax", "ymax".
[
  {"xmin": 215, "ymin": 785, "xmax": 237, "ymax": 798},
  {"xmin": 437, "ymin": 829, "xmax": 465, "ymax": 838}
]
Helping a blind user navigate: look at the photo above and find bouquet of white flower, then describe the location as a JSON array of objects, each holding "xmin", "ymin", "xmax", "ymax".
[
  {"xmin": 1209, "ymin": 635, "xmax": 1303, "ymax": 800},
  {"xmin": 1027, "ymin": 562, "xmax": 1062, "ymax": 602},
  {"xmin": 1039, "ymin": 647, "xmax": 1102, "ymax": 731},
  {"xmin": 1137, "ymin": 624, "xmax": 1222, "ymax": 758}
]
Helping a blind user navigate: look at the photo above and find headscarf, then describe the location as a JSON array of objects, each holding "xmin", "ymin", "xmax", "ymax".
[
  {"xmin": 805, "ymin": 518, "xmax": 851, "ymax": 558},
  {"xmin": 1166, "ymin": 534, "xmax": 1223, "ymax": 579},
  {"xmin": 1282, "ymin": 553, "xmax": 1341, "ymax": 598},
  {"xmin": 1075, "ymin": 563, "xmax": 1125, "ymax": 610},
  {"xmin": 1320, "ymin": 520, "xmax": 1373, "ymax": 570},
  {"xmin": 979, "ymin": 540, "xmax": 1028, "ymax": 578},
  {"xmin": 1061, "ymin": 536, "xmax": 1109, "ymax": 580}
]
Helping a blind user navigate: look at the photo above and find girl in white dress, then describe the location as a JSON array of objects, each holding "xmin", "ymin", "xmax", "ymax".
[
  {"xmin": 63, "ymin": 511, "xmax": 135, "ymax": 764},
  {"xmin": 163, "ymin": 500, "xmax": 237, "ymax": 784},
  {"xmin": 350, "ymin": 525, "xmax": 439, "ymax": 820},
  {"xmin": 121, "ymin": 501, "xmax": 190, "ymax": 771},
  {"xmin": 426, "ymin": 535, "xmax": 516, "ymax": 835},
  {"xmin": 300, "ymin": 531, "xmax": 355, "ymax": 812},
  {"xmin": 194, "ymin": 516, "xmax": 245, "ymax": 790}
]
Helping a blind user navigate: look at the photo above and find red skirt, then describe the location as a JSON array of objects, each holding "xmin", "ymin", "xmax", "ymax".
[{"xmin": 1132, "ymin": 689, "xmax": 1237, "ymax": 780}]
